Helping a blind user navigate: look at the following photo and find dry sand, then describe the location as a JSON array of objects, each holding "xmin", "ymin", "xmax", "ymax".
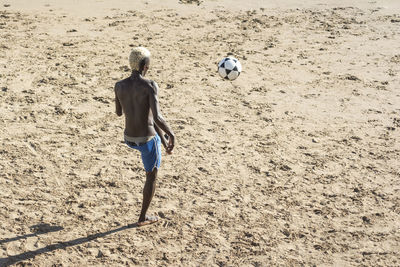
[{"xmin": 1, "ymin": 0, "xmax": 400, "ymax": 266}]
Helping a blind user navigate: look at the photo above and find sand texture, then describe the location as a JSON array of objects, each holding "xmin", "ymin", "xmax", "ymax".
[{"xmin": 0, "ymin": 0, "xmax": 400, "ymax": 266}]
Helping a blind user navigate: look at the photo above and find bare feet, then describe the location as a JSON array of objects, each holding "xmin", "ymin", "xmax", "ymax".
[{"xmin": 137, "ymin": 215, "xmax": 159, "ymax": 227}]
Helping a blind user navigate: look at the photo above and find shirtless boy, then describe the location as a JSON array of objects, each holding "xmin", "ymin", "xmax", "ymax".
[{"xmin": 114, "ymin": 47, "xmax": 175, "ymax": 226}]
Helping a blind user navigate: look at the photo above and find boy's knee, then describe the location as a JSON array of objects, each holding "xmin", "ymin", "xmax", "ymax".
[{"xmin": 146, "ymin": 169, "xmax": 158, "ymax": 180}]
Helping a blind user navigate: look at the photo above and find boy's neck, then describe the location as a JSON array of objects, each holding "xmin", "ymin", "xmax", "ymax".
[{"xmin": 131, "ymin": 70, "xmax": 143, "ymax": 79}]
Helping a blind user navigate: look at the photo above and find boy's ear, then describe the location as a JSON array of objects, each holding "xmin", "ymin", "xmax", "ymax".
[{"xmin": 139, "ymin": 57, "xmax": 149, "ymax": 72}]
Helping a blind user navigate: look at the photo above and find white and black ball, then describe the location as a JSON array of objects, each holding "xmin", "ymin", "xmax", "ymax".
[{"xmin": 218, "ymin": 57, "xmax": 242, "ymax": 80}]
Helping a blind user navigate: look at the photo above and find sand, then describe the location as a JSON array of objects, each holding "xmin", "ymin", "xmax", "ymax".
[{"xmin": 0, "ymin": 0, "xmax": 400, "ymax": 266}]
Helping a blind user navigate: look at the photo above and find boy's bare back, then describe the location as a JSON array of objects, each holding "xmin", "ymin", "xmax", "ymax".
[{"xmin": 115, "ymin": 75, "xmax": 157, "ymax": 138}]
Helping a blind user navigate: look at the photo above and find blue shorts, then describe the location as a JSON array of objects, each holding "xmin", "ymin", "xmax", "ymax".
[{"xmin": 125, "ymin": 134, "xmax": 162, "ymax": 172}]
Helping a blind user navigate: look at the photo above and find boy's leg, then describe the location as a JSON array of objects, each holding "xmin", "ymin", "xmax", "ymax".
[{"xmin": 138, "ymin": 168, "xmax": 158, "ymax": 226}]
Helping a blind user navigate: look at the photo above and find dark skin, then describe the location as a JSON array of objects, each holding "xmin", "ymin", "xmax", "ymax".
[{"xmin": 115, "ymin": 57, "xmax": 175, "ymax": 226}]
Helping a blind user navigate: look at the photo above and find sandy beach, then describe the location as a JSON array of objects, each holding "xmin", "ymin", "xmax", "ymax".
[{"xmin": 1, "ymin": 0, "xmax": 399, "ymax": 266}]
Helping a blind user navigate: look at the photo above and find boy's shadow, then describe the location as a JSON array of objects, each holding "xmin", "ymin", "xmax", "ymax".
[
  {"xmin": 0, "ymin": 224, "xmax": 63, "ymax": 245},
  {"xmin": 0, "ymin": 223, "xmax": 138, "ymax": 266}
]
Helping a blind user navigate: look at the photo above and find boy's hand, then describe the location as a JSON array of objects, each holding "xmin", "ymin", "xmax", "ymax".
[{"xmin": 166, "ymin": 135, "xmax": 174, "ymax": 154}]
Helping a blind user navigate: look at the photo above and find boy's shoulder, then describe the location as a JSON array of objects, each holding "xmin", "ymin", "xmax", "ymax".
[
  {"xmin": 141, "ymin": 77, "xmax": 157, "ymax": 86},
  {"xmin": 117, "ymin": 77, "xmax": 132, "ymax": 85},
  {"xmin": 114, "ymin": 77, "xmax": 130, "ymax": 90},
  {"xmin": 141, "ymin": 78, "xmax": 159, "ymax": 92}
]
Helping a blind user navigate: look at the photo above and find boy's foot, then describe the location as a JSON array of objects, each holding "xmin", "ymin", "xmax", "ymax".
[{"xmin": 137, "ymin": 215, "xmax": 159, "ymax": 227}]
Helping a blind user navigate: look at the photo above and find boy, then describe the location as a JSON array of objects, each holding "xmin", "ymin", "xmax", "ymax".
[{"xmin": 114, "ymin": 47, "xmax": 175, "ymax": 226}]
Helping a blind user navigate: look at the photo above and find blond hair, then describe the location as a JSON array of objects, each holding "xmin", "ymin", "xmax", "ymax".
[{"xmin": 129, "ymin": 47, "xmax": 151, "ymax": 71}]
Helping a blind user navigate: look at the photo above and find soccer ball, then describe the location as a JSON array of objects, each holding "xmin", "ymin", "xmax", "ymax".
[{"xmin": 218, "ymin": 57, "xmax": 242, "ymax": 80}]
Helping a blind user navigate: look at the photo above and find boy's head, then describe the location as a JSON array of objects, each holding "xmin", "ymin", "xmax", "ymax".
[{"xmin": 129, "ymin": 47, "xmax": 151, "ymax": 75}]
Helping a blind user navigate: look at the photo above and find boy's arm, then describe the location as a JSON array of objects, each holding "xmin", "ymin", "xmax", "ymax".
[
  {"xmin": 114, "ymin": 83, "xmax": 122, "ymax": 117},
  {"xmin": 154, "ymin": 123, "xmax": 168, "ymax": 148},
  {"xmin": 148, "ymin": 81, "xmax": 175, "ymax": 153}
]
